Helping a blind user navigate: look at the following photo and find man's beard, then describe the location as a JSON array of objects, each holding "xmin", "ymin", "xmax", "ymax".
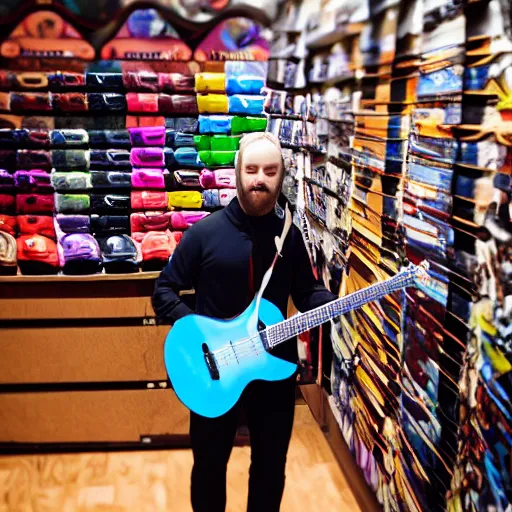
[{"xmin": 237, "ymin": 183, "xmax": 280, "ymax": 216}]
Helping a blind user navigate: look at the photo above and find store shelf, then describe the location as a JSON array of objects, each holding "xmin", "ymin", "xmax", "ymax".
[
  {"xmin": 306, "ymin": 22, "xmax": 365, "ymax": 50},
  {"xmin": 0, "ymin": 271, "xmax": 160, "ymax": 283}
]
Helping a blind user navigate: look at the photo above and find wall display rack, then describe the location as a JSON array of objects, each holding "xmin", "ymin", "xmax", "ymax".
[{"xmin": 269, "ymin": 0, "xmax": 512, "ymax": 511}]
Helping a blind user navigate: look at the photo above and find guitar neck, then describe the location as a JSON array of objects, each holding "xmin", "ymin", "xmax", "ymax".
[{"xmin": 264, "ymin": 267, "xmax": 418, "ymax": 349}]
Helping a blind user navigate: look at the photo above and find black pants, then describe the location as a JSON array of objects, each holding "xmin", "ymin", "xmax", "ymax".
[{"xmin": 189, "ymin": 375, "xmax": 297, "ymax": 512}]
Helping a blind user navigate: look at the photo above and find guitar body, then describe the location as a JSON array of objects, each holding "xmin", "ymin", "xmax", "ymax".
[{"xmin": 163, "ymin": 297, "xmax": 298, "ymax": 418}]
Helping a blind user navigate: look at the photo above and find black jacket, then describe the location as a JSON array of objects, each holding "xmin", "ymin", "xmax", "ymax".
[{"xmin": 152, "ymin": 197, "xmax": 337, "ymax": 362}]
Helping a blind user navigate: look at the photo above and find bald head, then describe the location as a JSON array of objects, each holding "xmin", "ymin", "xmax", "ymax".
[{"xmin": 235, "ymin": 133, "xmax": 285, "ymax": 217}]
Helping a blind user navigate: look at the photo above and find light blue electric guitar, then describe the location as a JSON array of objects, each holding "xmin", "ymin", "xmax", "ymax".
[{"xmin": 163, "ymin": 259, "xmax": 429, "ymax": 418}]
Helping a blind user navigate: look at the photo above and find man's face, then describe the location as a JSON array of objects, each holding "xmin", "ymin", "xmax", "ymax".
[{"xmin": 237, "ymin": 139, "xmax": 283, "ymax": 216}]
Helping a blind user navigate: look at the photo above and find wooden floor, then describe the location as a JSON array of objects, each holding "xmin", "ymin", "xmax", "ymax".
[{"xmin": 0, "ymin": 404, "xmax": 360, "ymax": 512}]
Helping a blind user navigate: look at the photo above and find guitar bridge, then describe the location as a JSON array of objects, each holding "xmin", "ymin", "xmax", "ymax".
[{"xmin": 202, "ymin": 343, "xmax": 220, "ymax": 380}]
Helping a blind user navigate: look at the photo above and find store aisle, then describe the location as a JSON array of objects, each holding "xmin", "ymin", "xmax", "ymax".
[{"xmin": 0, "ymin": 404, "xmax": 360, "ymax": 512}]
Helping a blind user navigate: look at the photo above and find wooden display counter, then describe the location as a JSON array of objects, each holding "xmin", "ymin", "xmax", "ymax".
[
  {"xmin": 0, "ymin": 273, "xmax": 381, "ymax": 512},
  {"xmin": 0, "ymin": 272, "xmax": 191, "ymax": 452}
]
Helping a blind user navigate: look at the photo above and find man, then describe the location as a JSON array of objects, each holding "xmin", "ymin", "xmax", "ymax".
[{"xmin": 152, "ymin": 132, "xmax": 337, "ymax": 512}]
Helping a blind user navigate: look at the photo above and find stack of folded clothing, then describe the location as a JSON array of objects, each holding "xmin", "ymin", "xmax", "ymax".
[
  {"xmin": 129, "ymin": 125, "xmax": 175, "ymax": 271},
  {"xmin": 0, "ymin": 164, "xmax": 17, "ymax": 274},
  {"xmin": 49, "ymin": 128, "xmax": 99, "ymax": 275},
  {"xmin": 192, "ymin": 61, "xmax": 269, "ymax": 211},
  {"xmin": 0, "ymin": 128, "xmax": 58, "ymax": 275}
]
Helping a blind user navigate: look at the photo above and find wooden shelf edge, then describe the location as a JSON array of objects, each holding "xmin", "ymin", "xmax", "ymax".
[{"xmin": 0, "ymin": 271, "xmax": 161, "ymax": 283}]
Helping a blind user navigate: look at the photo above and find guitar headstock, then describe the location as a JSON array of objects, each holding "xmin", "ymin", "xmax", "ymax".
[{"xmin": 408, "ymin": 260, "xmax": 430, "ymax": 287}]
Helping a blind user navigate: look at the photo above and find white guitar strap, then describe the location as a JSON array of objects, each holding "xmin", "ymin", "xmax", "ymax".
[{"xmin": 254, "ymin": 203, "xmax": 293, "ymax": 313}]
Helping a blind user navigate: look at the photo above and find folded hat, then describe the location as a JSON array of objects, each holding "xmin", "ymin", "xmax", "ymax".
[
  {"xmin": 211, "ymin": 135, "xmax": 241, "ymax": 151},
  {"xmin": 159, "ymin": 94, "xmax": 198, "ymax": 115},
  {"xmin": 130, "ymin": 147, "xmax": 165, "ymax": 168},
  {"xmin": 126, "ymin": 115, "xmax": 166, "ymax": 129},
  {"xmin": 197, "ymin": 94, "xmax": 229, "ymax": 114},
  {"xmin": 198, "ymin": 150, "xmax": 236, "ymax": 167},
  {"xmin": 126, "ymin": 93, "xmax": 159, "ymax": 113},
  {"xmin": 17, "ymin": 194, "xmax": 55, "ymax": 214},
  {"xmin": 60, "ymin": 233, "xmax": 102, "ymax": 275},
  {"xmin": 123, "ymin": 71, "xmax": 159, "ymax": 93},
  {"xmin": 90, "ymin": 214, "xmax": 130, "ymax": 235},
  {"xmin": 18, "ymin": 215, "xmax": 56, "ymax": 240},
  {"xmin": 86, "ymin": 72, "xmax": 125, "ymax": 92},
  {"xmin": 195, "ymin": 73, "xmax": 226, "ymax": 93},
  {"xmin": 55, "ymin": 214, "xmax": 90, "ymax": 233},
  {"xmin": 174, "ymin": 132, "xmax": 196, "ymax": 147},
  {"xmin": 99, "ymin": 234, "xmax": 139, "ymax": 273},
  {"xmin": 0, "ymin": 231, "xmax": 16, "ymax": 275},
  {"xmin": 158, "ymin": 73, "xmax": 195, "ymax": 93},
  {"xmin": 174, "ymin": 147, "xmax": 203, "ymax": 169},
  {"xmin": 199, "ymin": 168, "xmax": 236, "ymax": 189},
  {"xmin": 194, "ymin": 135, "xmax": 211, "ymax": 151},
  {"xmin": 54, "ymin": 193, "xmax": 90, "ymax": 213},
  {"xmin": 198, "ymin": 115, "xmax": 232, "ymax": 134},
  {"xmin": 17, "ymin": 150, "xmax": 52, "ymax": 171},
  {"xmin": 193, "ymin": 135, "xmax": 241, "ymax": 151},
  {"xmin": 88, "ymin": 93, "xmax": 127, "ymax": 112},
  {"xmin": 90, "ymin": 193, "xmax": 130, "ymax": 213},
  {"xmin": 231, "ymin": 116, "xmax": 267, "ymax": 134},
  {"xmin": 88, "ymin": 130, "xmax": 131, "ymax": 149},
  {"xmin": 0, "ymin": 129, "xmax": 50, "ymax": 149},
  {"xmin": 130, "ymin": 211, "xmax": 173, "ymax": 233},
  {"xmin": 14, "ymin": 170, "xmax": 52, "ymax": 193},
  {"xmin": 226, "ymin": 76, "xmax": 265, "ymax": 95},
  {"xmin": 52, "ymin": 93, "xmax": 88, "ymax": 112},
  {"xmin": 167, "ymin": 191, "xmax": 203, "ymax": 209},
  {"xmin": 51, "ymin": 171, "xmax": 92, "ymax": 191},
  {"xmin": 91, "ymin": 170, "xmax": 132, "ymax": 189},
  {"xmin": 228, "ymin": 95, "xmax": 265, "ymax": 115},
  {"xmin": 131, "ymin": 190, "xmax": 168, "ymax": 210},
  {"xmin": 50, "ymin": 129, "xmax": 89, "ymax": 149},
  {"xmin": 140, "ymin": 230, "xmax": 177, "ymax": 269},
  {"xmin": 170, "ymin": 211, "xmax": 209, "ymax": 230},
  {"xmin": 90, "ymin": 149, "xmax": 131, "ymax": 170},
  {"xmin": 224, "ymin": 61, "xmax": 268, "ymax": 79},
  {"xmin": 172, "ymin": 117, "xmax": 198, "ymax": 133},
  {"xmin": 131, "ymin": 168, "xmax": 166, "ymax": 189},
  {"xmin": 129, "ymin": 126, "xmax": 166, "ymax": 147},
  {"xmin": 52, "ymin": 149, "xmax": 90, "ymax": 172},
  {"xmin": 17, "ymin": 234, "xmax": 59, "ymax": 275},
  {"xmin": 165, "ymin": 170, "xmax": 202, "ymax": 190},
  {"xmin": 48, "ymin": 71, "xmax": 85, "ymax": 91},
  {"xmin": 10, "ymin": 93, "xmax": 52, "ymax": 112}
]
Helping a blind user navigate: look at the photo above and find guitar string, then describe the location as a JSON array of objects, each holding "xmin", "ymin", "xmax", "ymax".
[
  {"xmin": 213, "ymin": 309, "xmax": 330, "ymax": 366},
  {"xmin": 212, "ymin": 280, "xmax": 406, "ymax": 360},
  {"xmin": 211, "ymin": 269, "xmax": 421, "ymax": 366},
  {"xmin": 214, "ymin": 302, "xmax": 408, "ymax": 366}
]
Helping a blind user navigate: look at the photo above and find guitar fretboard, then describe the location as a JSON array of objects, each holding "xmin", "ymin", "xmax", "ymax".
[{"xmin": 265, "ymin": 267, "xmax": 419, "ymax": 349}]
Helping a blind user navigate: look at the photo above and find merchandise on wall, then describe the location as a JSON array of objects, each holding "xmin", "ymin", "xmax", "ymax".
[
  {"xmin": 0, "ymin": 6, "xmax": 270, "ymax": 276},
  {"xmin": 270, "ymin": 0, "xmax": 512, "ymax": 511}
]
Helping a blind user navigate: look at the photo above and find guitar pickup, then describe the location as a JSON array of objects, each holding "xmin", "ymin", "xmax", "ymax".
[{"xmin": 202, "ymin": 343, "xmax": 220, "ymax": 380}]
